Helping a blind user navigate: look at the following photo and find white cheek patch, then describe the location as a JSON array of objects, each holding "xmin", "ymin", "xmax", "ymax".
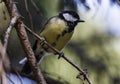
[{"xmin": 63, "ymin": 13, "xmax": 77, "ymax": 22}]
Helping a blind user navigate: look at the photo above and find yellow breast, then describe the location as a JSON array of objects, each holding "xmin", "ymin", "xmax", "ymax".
[{"xmin": 40, "ymin": 17, "xmax": 73, "ymax": 51}]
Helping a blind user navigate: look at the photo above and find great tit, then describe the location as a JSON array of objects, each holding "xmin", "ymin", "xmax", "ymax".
[{"xmin": 20, "ymin": 11, "xmax": 85, "ymax": 74}]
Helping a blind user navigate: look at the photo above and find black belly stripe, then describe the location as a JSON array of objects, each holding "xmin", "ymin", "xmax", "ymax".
[
  {"xmin": 51, "ymin": 29, "xmax": 68, "ymax": 47},
  {"xmin": 62, "ymin": 30, "xmax": 67, "ymax": 36}
]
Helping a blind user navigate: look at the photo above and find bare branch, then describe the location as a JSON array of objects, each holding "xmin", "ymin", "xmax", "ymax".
[
  {"xmin": 2, "ymin": 0, "xmax": 20, "ymax": 62},
  {"xmin": 0, "ymin": 2, "xmax": 18, "ymax": 84},
  {"xmin": 3, "ymin": 0, "xmax": 92, "ymax": 84},
  {"xmin": 24, "ymin": 0, "xmax": 33, "ymax": 29},
  {"xmin": 30, "ymin": 0, "xmax": 40, "ymax": 13},
  {"xmin": 6, "ymin": 75, "xmax": 15, "ymax": 84},
  {"xmin": 3, "ymin": 0, "xmax": 47, "ymax": 84},
  {"xmin": 24, "ymin": 25, "xmax": 92, "ymax": 84},
  {"xmin": 2, "ymin": 16, "xmax": 18, "ymax": 56},
  {"xmin": 0, "ymin": 16, "xmax": 18, "ymax": 84},
  {"xmin": 0, "ymin": 41, "xmax": 8, "ymax": 84},
  {"xmin": 16, "ymin": 21, "xmax": 46, "ymax": 84}
]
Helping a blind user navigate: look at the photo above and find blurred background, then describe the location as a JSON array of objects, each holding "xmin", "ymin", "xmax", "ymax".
[{"xmin": 0, "ymin": 0, "xmax": 120, "ymax": 84}]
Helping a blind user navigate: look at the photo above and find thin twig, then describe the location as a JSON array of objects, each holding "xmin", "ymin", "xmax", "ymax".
[
  {"xmin": 30, "ymin": 0, "xmax": 40, "ymax": 13},
  {"xmin": 0, "ymin": 16, "xmax": 18, "ymax": 84},
  {"xmin": 3, "ymin": 16, "xmax": 18, "ymax": 54},
  {"xmin": 3, "ymin": 0, "xmax": 92, "ymax": 83},
  {"xmin": 6, "ymin": 75, "xmax": 15, "ymax": 84},
  {"xmin": 13, "ymin": 69, "xmax": 23, "ymax": 84},
  {"xmin": 2, "ymin": 0, "xmax": 19, "ymax": 62},
  {"xmin": 24, "ymin": 25, "xmax": 92, "ymax": 84},
  {"xmin": 0, "ymin": 41, "xmax": 9, "ymax": 84},
  {"xmin": 16, "ymin": 21, "xmax": 47, "ymax": 84},
  {"xmin": 24, "ymin": 0, "xmax": 34, "ymax": 29},
  {"xmin": 0, "ymin": 4, "xmax": 19, "ymax": 84},
  {"xmin": 1, "ymin": 2, "xmax": 20, "ymax": 84},
  {"xmin": 3, "ymin": 0, "xmax": 47, "ymax": 84}
]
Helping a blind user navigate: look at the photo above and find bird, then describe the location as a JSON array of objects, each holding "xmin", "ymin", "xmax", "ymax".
[{"xmin": 20, "ymin": 11, "xmax": 85, "ymax": 74}]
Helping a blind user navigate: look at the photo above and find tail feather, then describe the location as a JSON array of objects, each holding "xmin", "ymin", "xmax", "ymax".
[
  {"xmin": 20, "ymin": 55, "xmax": 44, "ymax": 74},
  {"xmin": 20, "ymin": 40, "xmax": 50, "ymax": 74},
  {"xmin": 21, "ymin": 61, "xmax": 32, "ymax": 74},
  {"xmin": 19, "ymin": 57, "xmax": 27, "ymax": 65}
]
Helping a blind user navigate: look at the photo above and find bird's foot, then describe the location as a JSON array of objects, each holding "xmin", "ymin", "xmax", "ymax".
[
  {"xmin": 76, "ymin": 69, "xmax": 88, "ymax": 79},
  {"xmin": 40, "ymin": 37, "xmax": 45, "ymax": 46},
  {"xmin": 58, "ymin": 52, "xmax": 64, "ymax": 59}
]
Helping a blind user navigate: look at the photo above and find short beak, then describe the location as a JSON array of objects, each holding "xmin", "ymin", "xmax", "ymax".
[{"xmin": 78, "ymin": 19, "xmax": 85, "ymax": 22}]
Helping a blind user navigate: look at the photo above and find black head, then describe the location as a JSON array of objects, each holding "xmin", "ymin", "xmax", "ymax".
[{"xmin": 59, "ymin": 11, "xmax": 85, "ymax": 32}]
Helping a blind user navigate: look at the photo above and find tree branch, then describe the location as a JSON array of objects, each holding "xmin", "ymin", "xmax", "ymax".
[
  {"xmin": 30, "ymin": 0, "xmax": 40, "ymax": 13},
  {"xmin": 24, "ymin": 25, "xmax": 92, "ymax": 84},
  {"xmin": 3, "ymin": 0, "xmax": 46, "ymax": 84},
  {"xmin": 3, "ymin": 0, "xmax": 92, "ymax": 84},
  {"xmin": 2, "ymin": 0, "xmax": 19, "ymax": 63},
  {"xmin": 0, "ymin": 1, "xmax": 19, "ymax": 84},
  {"xmin": 16, "ymin": 21, "xmax": 46, "ymax": 84},
  {"xmin": 24, "ymin": 0, "xmax": 33, "ymax": 29}
]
